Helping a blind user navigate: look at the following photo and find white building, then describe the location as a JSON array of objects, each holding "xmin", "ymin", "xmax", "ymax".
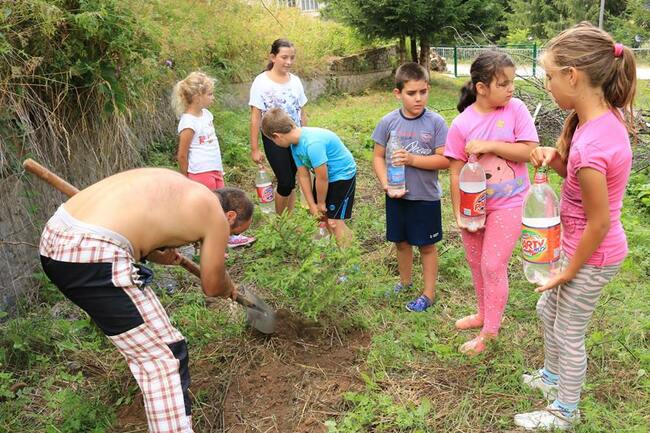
[{"xmin": 268, "ymin": 0, "xmax": 322, "ymax": 15}]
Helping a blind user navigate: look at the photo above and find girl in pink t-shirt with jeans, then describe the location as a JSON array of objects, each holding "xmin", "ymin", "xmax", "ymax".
[
  {"xmin": 514, "ymin": 23, "xmax": 636, "ymax": 431},
  {"xmin": 444, "ymin": 51, "xmax": 539, "ymax": 356}
]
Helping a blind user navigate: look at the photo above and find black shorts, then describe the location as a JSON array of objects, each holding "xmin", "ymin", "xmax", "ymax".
[
  {"xmin": 262, "ymin": 133, "xmax": 296, "ymax": 197},
  {"xmin": 313, "ymin": 176, "xmax": 356, "ymax": 220},
  {"xmin": 386, "ymin": 197, "xmax": 443, "ymax": 246}
]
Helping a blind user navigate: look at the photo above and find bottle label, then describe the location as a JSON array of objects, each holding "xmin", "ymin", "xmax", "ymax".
[
  {"xmin": 521, "ymin": 222, "xmax": 561, "ymax": 264},
  {"xmin": 256, "ymin": 183, "xmax": 274, "ymax": 204},
  {"xmin": 460, "ymin": 190, "xmax": 486, "ymax": 216},
  {"xmin": 387, "ymin": 165, "xmax": 405, "ymax": 185}
]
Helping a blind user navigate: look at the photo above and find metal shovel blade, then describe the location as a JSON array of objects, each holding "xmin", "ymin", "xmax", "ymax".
[{"xmin": 236, "ymin": 285, "xmax": 276, "ymax": 334}]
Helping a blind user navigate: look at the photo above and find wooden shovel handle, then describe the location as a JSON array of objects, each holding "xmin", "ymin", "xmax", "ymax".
[
  {"xmin": 22, "ymin": 158, "xmax": 79, "ymax": 197},
  {"xmin": 22, "ymin": 158, "xmax": 203, "ymax": 278}
]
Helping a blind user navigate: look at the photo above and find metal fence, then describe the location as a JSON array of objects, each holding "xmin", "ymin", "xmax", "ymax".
[
  {"xmin": 434, "ymin": 46, "xmax": 650, "ymax": 79},
  {"xmin": 432, "ymin": 45, "xmax": 541, "ymax": 78}
]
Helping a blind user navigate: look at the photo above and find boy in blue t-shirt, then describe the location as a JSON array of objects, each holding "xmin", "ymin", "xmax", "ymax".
[
  {"xmin": 372, "ymin": 62, "xmax": 449, "ymax": 312},
  {"xmin": 262, "ymin": 107, "xmax": 356, "ymax": 246}
]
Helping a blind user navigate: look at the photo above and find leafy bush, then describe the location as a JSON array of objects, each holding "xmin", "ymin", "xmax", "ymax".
[
  {"xmin": 0, "ymin": 0, "xmax": 160, "ymax": 113},
  {"xmin": 243, "ymin": 210, "xmax": 365, "ymax": 320}
]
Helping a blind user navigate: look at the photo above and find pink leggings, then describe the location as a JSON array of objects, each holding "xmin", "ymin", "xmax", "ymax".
[{"xmin": 460, "ymin": 207, "xmax": 521, "ymax": 334}]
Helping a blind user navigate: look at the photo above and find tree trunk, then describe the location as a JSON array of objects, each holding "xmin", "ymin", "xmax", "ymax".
[
  {"xmin": 398, "ymin": 34, "xmax": 406, "ymax": 64},
  {"xmin": 419, "ymin": 35, "xmax": 430, "ymax": 72},
  {"xmin": 410, "ymin": 35, "xmax": 418, "ymax": 62}
]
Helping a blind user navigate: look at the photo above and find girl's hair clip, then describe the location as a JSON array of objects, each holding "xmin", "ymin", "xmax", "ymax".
[{"xmin": 613, "ymin": 43, "xmax": 624, "ymax": 58}]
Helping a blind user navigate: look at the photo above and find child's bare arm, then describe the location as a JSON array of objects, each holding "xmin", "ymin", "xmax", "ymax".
[
  {"xmin": 249, "ymin": 107, "xmax": 264, "ymax": 164},
  {"xmin": 372, "ymin": 144, "xmax": 388, "ymax": 191},
  {"xmin": 465, "ymin": 140, "xmax": 538, "ymax": 163},
  {"xmin": 296, "ymin": 167, "xmax": 315, "ymax": 206},
  {"xmin": 313, "ymin": 164, "xmax": 329, "ymax": 218},
  {"xmin": 448, "ymin": 159, "xmax": 468, "ymax": 229},
  {"xmin": 395, "ymin": 146, "xmax": 449, "ymax": 170},
  {"xmin": 177, "ymin": 129, "xmax": 194, "ymax": 176}
]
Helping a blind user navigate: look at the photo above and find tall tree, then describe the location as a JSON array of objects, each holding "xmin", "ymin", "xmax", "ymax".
[{"xmin": 324, "ymin": 0, "xmax": 507, "ymax": 69}]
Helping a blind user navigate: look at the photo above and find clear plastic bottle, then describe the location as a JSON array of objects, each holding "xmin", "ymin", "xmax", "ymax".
[
  {"xmin": 522, "ymin": 168, "xmax": 562, "ymax": 285},
  {"xmin": 313, "ymin": 221, "xmax": 329, "ymax": 245},
  {"xmin": 459, "ymin": 154, "xmax": 487, "ymax": 231},
  {"xmin": 255, "ymin": 166, "xmax": 275, "ymax": 214},
  {"xmin": 386, "ymin": 130, "xmax": 406, "ymax": 197}
]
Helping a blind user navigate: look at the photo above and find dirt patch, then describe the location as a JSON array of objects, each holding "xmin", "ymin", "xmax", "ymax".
[
  {"xmin": 114, "ymin": 310, "xmax": 369, "ymax": 433},
  {"xmin": 222, "ymin": 317, "xmax": 369, "ymax": 433}
]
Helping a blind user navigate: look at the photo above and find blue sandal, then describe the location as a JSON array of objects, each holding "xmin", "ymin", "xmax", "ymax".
[{"xmin": 405, "ymin": 295, "xmax": 434, "ymax": 312}]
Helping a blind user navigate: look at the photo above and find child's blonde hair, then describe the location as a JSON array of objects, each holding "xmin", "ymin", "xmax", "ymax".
[
  {"xmin": 171, "ymin": 71, "xmax": 215, "ymax": 117},
  {"xmin": 261, "ymin": 107, "xmax": 296, "ymax": 139},
  {"xmin": 542, "ymin": 22, "xmax": 637, "ymax": 161}
]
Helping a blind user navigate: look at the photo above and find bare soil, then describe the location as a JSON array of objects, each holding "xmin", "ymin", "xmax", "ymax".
[{"xmin": 115, "ymin": 309, "xmax": 369, "ymax": 433}]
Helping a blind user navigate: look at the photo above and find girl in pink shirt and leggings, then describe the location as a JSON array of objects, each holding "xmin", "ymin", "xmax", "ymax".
[
  {"xmin": 445, "ymin": 51, "xmax": 539, "ymax": 356},
  {"xmin": 515, "ymin": 22, "xmax": 636, "ymax": 431}
]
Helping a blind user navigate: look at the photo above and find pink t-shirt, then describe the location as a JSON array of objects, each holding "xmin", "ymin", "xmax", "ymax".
[
  {"xmin": 561, "ymin": 110, "xmax": 631, "ymax": 266},
  {"xmin": 444, "ymin": 98, "xmax": 539, "ymax": 211}
]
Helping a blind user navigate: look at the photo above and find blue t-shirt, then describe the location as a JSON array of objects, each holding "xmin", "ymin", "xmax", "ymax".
[
  {"xmin": 372, "ymin": 108, "xmax": 448, "ymax": 201},
  {"xmin": 291, "ymin": 127, "xmax": 356, "ymax": 182}
]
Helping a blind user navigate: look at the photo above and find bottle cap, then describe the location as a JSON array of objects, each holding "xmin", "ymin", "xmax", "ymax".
[{"xmin": 533, "ymin": 167, "xmax": 548, "ymax": 184}]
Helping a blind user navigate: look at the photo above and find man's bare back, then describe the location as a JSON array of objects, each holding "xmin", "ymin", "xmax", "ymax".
[{"xmin": 64, "ymin": 168, "xmax": 226, "ymax": 259}]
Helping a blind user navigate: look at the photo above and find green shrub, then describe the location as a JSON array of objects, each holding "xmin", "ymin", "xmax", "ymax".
[{"xmin": 244, "ymin": 210, "xmax": 365, "ymax": 320}]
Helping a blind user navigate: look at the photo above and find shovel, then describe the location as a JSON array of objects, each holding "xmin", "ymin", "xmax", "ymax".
[{"xmin": 22, "ymin": 158, "xmax": 276, "ymax": 334}]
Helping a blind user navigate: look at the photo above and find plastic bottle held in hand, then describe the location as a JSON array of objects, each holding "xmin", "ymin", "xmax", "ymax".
[
  {"xmin": 459, "ymin": 154, "xmax": 487, "ymax": 230},
  {"xmin": 521, "ymin": 168, "xmax": 562, "ymax": 285},
  {"xmin": 386, "ymin": 130, "xmax": 406, "ymax": 197},
  {"xmin": 255, "ymin": 166, "xmax": 275, "ymax": 214},
  {"xmin": 313, "ymin": 221, "xmax": 329, "ymax": 245}
]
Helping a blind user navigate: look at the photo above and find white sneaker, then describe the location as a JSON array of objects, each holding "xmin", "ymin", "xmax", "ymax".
[
  {"xmin": 522, "ymin": 369, "xmax": 559, "ymax": 401},
  {"xmin": 514, "ymin": 406, "xmax": 580, "ymax": 431}
]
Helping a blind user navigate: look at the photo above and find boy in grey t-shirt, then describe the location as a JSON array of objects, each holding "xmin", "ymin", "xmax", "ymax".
[{"xmin": 371, "ymin": 62, "xmax": 449, "ymax": 312}]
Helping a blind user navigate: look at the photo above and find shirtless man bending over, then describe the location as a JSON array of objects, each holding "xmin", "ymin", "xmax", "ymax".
[{"xmin": 38, "ymin": 168, "xmax": 253, "ymax": 433}]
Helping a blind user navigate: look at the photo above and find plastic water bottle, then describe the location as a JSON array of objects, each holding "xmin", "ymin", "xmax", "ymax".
[
  {"xmin": 522, "ymin": 168, "xmax": 562, "ymax": 285},
  {"xmin": 313, "ymin": 221, "xmax": 329, "ymax": 245},
  {"xmin": 255, "ymin": 166, "xmax": 274, "ymax": 214},
  {"xmin": 459, "ymin": 154, "xmax": 487, "ymax": 231},
  {"xmin": 386, "ymin": 130, "xmax": 406, "ymax": 197}
]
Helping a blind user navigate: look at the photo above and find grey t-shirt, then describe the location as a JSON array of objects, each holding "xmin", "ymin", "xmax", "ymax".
[{"xmin": 372, "ymin": 108, "xmax": 448, "ymax": 201}]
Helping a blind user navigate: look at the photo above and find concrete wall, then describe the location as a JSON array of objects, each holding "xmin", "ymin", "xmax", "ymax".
[{"xmin": 221, "ymin": 68, "xmax": 393, "ymax": 109}]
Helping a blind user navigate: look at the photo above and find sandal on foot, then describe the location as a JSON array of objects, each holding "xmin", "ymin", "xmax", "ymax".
[{"xmin": 405, "ymin": 295, "xmax": 434, "ymax": 312}]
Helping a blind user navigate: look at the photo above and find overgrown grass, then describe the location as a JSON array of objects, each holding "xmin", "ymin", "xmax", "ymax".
[{"xmin": 1, "ymin": 74, "xmax": 649, "ymax": 432}]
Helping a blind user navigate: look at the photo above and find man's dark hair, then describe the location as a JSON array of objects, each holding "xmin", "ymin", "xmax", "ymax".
[
  {"xmin": 214, "ymin": 187, "xmax": 254, "ymax": 225},
  {"xmin": 395, "ymin": 62, "xmax": 429, "ymax": 91}
]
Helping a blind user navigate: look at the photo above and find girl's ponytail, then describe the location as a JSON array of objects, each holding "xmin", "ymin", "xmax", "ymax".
[
  {"xmin": 457, "ymin": 81, "xmax": 476, "ymax": 113},
  {"xmin": 604, "ymin": 45, "xmax": 637, "ymax": 137},
  {"xmin": 171, "ymin": 80, "xmax": 187, "ymax": 118},
  {"xmin": 556, "ymin": 111, "xmax": 579, "ymax": 161}
]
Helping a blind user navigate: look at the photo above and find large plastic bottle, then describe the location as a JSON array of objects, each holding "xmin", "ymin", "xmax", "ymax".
[
  {"xmin": 459, "ymin": 154, "xmax": 487, "ymax": 231},
  {"xmin": 255, "ymin": 166, "xmax": 275, "ymax": 214},
  {"xmin": 386, "ymin": 130, "xmax": 406, "ymax": 197},
  {"xmin": 521, "ymin": 168, "xmax": 562, "ymax": 285}
]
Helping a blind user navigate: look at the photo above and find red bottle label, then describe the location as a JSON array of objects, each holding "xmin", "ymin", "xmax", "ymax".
[
  {"xmin": 460, "ymin": 190, "xmax": 486, "ymax": 217},
  {"xmin": 256, "ymin": 183, "xmax": 274, "ymax": 204}
]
